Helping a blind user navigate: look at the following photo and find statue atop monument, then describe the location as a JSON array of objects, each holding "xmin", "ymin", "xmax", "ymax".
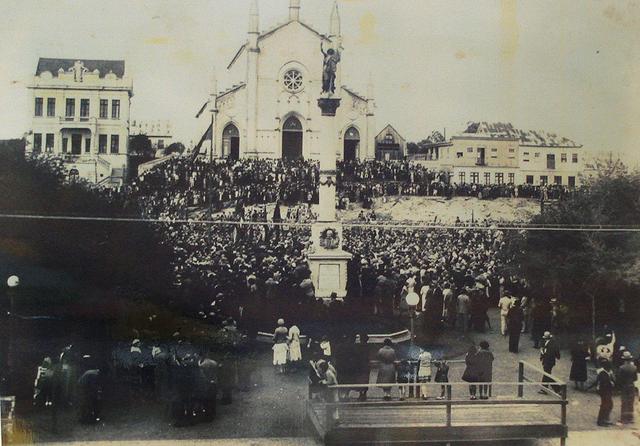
[{"xmin": 321, "ymin": 41, "xmax": 341, "ymax": 94}]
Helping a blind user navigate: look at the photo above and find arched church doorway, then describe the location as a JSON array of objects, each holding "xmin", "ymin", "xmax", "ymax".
[
  {"xmin": 282, "ymin": 116, "xmax": 303, "ymax": 160},
  {"xmin": 343, "ymin": 127, "xmax": 360, "ymax": 161},
  {"xmin": 222, "ymin": 124, "xmax": 240, "ymax": 160}
]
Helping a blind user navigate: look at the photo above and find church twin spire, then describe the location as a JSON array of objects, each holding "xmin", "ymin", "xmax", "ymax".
[{"xmin": 248, "ymin": 0, "xmax": 341, "ymax": 35}]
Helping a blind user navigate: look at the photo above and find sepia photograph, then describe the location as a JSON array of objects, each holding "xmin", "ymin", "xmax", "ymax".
[{"xmin": 0, "ymin": 1, "xmax": 639, "ymax": 445}]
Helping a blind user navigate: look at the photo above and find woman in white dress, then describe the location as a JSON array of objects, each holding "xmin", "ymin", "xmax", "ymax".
[
  {"xmin": 273, "ymin": 319, "xmax": 289, "ymax": 374},
  {"xmin": 288, "ymin": 325, "xmax": 302, "ymax": 367},
  {"xmin": 417, "ymin": 349, "xmax": 433, "ymax": 399}
]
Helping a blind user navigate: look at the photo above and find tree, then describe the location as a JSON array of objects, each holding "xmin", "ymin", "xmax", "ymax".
[
  {"xmin": 165, "ymin": 142, "xmax": 186, "ymax": 155},
  {"xmin": 501, "ymin": 159, "xmax": 640, "ymax": 336},
  {"xmin": 129, "ymin": 134, "xmax": 154, "ymax": 161},
  {"xmin": 0, "ymin": 147, "xmax": 175, "ymax": 312}
]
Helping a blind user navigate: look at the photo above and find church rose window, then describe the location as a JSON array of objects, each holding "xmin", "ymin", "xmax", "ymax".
[{"xmin": 283, "ymin": 69, "xmax": 303, "ymax": 92}]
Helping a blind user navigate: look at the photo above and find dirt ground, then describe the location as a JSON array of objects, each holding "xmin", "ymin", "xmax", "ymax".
[{"xmin": 10, "ymin": 309, "xmax": 639, "ymax": 445}]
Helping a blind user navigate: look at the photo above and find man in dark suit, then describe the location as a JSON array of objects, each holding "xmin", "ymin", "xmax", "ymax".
[
  {"xmin": 507, "ymin": 299, "xmax": 525, "ymax": 353},
  {"xmin": 539, "ymin": 331, "xmax": 560, "ymax": 393}
]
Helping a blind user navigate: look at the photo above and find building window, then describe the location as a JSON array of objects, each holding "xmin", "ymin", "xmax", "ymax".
[
  {"xmin": 540, "ymin": 175, "xmax": 548, "ymax": 186},
  {"xmin": 459, "ymin": 172, "xmax": 466, "ymax": 184},
  {"xmin": 523, "ymin": 152, "xmax": 529, "ymax": 156},
  {"xmin": 523, "ymin": 159, "xmax": 529, "ymax": 162},
  {"xmin": 34, "ymin": 98, "xmax": 43, "ymax": 117},
  {"xmin": 484, "ymin": 172, "xmax": 491, "ymax": 185},
  {"xmin": 33, "ymin": 133, "xmax": 42, "ymax": 152},
  {"xmin": 495, "ymin": 172, "xmax": 504, "ymax": 185},
  {"xmin": 158, "ymin": 139, "xmax": 165, "ymax": 150},
  {"xmin": 547, "ymin": 154, "xmax": 556, "ymax": 169},
  {"xmin": 45, "ymin": 133, "xmax": 54, "ymax": 151},
  {"xmin": 98, "ymin": 135, "xmax": 107, "ymax": 153},
  {"xmin": 572, "ymin": 153, "xmax": 578, "ymax": 163},
  {"xmin": 535, "ymin": 152, "xmax": 540, "ymax": 158},
  {"xmin": 467, "ymin": 147, "xmax": 473, "ymax": 153},
  {"xmin": 80, "ymin": 99, "xmax": 90, "ymax": 119},
  {"xmin": 283, "ymin": 69, "xmax": 304, "ymax": 93},
  {"xmin": 65, "ymin": 98, "xmax": 75, "ymax": 118},
  {"xmin": 508, "ymin": 173, "xmax": 515, "ymax": 184},
  {"xmin": 561, "ymin": 153, "xmax": 567, "ymax": 163},
  {"xmin": 111, "ymin": 100, "xmax": 120, "ymax": 119},
  {"xmin": 470, "ymin": 172, "xmax": 479, "ymax": 184},
  {"xmin": 110, "ymin": 134, "xmax": 119, "ymax": 153},
  {"xmin": 508, "ymin": 148, "xmax": 515, "ymax": 153},
  {"xmin": 456, "ymin": 152, "xmax": 463, "ymax": 158},
  {"xmin": 85, "ymin": 137, "xmax": 91, "ymax": 153},
  {"xmin": 554, "ymin": 176, "xmax": 562, "ymax": 185},
  {"xmin": 491, "ymin": 148, "xmax": 497, "ymax": 152},
  {"xmin": 99, "ymin": 99, "xmax": 108, "ymax": 119},
  {"xmin": 568, "ymin": 176, "xmax": 576, "ymax": 187},
  {"xmin": 526, "ymin": 175, "xmax": 534, "ymax": 184},
  {"xmin": 47, "ymin": 98, "xmax": 56, "ymax": 117},
  {"xmin": 62, "ymin": 137, "xmax": 68, "ymax": 153}
]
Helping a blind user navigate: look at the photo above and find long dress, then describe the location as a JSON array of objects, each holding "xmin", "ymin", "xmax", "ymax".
[
  {"xmin": 272, "ymin": 326, "xmax": 289, "ymax": 366},
  {"xmin": 569, "ymin": 345, "xmax": 588, "ymax": 383},
  {"xmin": 376, "ymin": 346, "xmax": 397, "ymax": 385},
  {"xmin": 288, "ymin": 326, "xmax": 302, "ymax": 362}
]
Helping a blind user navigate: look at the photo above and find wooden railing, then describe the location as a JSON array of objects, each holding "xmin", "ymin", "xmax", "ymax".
[{"xmin": 310, "ymin": 360, "xmax": 568, "ymax": 445}]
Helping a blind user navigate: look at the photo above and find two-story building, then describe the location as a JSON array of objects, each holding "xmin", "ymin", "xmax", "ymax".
[
  {"xmin": 26, "ymin": 58, "xmax": 133, "ymax": 186},
  {"xmin": 375, "ymin": 124, "xmax": 406, "ymax": 161},
  {"xmin": 440, "ymin": 122, "xmax": 584, "ymax": 186}
]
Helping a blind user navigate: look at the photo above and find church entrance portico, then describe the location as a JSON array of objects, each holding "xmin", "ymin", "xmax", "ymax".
[
  {"xmin": 343, "ymin": 126, "xmax": 360, "ymax": 161},
  {"xmin": 282, "ymin": 116, "xmax": 303, "ymax": 160}
]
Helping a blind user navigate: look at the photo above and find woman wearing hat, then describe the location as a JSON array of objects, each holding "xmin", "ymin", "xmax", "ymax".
[
  {"xmin": 570, "ymin": 340, "xmax": 590, "ymax": 390},
  {"xmin": 376, "ymin": 339, "xmax": 397, "ymax": 401},
  {"xmin": 273, "ymin": 319, "xmax": 289, "ymax": 374}
]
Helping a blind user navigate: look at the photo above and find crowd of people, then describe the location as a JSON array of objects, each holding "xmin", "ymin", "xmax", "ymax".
[
  {"xmin": 32, "ymin": 323, "xmax": 249, "ymax": 429},
  {"xmin": 23, "ymin": 153, "xmax": 636, "ymax": 432},
  {"xmin": 117, "ymin": 157, "xmax": 582, "ymax": 221}
]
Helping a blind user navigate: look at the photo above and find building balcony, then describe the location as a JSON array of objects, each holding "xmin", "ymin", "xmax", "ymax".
[{"xmin": 58, "ymin": 116, "xmax": 98, "ymax": 128}]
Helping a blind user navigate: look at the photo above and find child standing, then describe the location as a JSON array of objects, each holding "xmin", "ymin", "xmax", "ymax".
[
  {"xmin": 434, "ymin": 360, "xmax": 450, "ymax": 400},
  {"xmin": 397, "ymin": 359, "xmax": 412, "ymax": 401}
]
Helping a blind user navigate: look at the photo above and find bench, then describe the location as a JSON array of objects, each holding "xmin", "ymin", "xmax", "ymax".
[{"xmin": 307, "ymin": 360, "xmax": 568, "ymax": 445}]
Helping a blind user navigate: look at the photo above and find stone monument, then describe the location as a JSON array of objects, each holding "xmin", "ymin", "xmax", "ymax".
[{"xmin": 307, "ymin": 15, "xmax": 352, "ymax": 299}]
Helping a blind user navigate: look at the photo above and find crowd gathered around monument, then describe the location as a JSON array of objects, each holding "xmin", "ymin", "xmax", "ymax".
[{"xmin": 22, "ymin": 153, "xmax": 637, "ymax": 432}]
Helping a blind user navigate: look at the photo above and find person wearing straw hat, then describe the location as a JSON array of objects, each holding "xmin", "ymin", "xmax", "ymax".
[
  {"xmin": 539, "ymin": 331, "xmax": 560, "ymax": 393},
  {"xmin": 616, "ymin": 350, "xmax": 637, "ymax": 424}
]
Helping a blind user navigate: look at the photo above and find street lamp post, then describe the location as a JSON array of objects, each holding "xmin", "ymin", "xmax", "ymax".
[
  {"xmin": 406, "ymin": 292, "xmax": 420, "ymax": 348},
  {"xmin": 3, "ymin": 275, "xmax": 19, "ymax": 394}
]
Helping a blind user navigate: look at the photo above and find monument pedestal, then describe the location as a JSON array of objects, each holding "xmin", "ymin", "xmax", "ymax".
[
  {"xmin": 308, "ymin": 222, "xmax": 351, "ymax": 299},
  {"xmin": 308, "ymin": 246, "xmax": 352, "ymax": 299},
  {"xmin": 308, "ymin": 94, "xmax": 352, "ymax": 299}
]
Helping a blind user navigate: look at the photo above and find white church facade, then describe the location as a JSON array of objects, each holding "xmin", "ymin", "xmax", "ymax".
[{"xmin": 195, "ymin": 0, "xmax": 376, "ymax": 161}]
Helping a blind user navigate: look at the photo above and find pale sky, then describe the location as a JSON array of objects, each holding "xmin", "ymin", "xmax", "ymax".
[{"xmin": 1, "ymin": 0, "xmax": 639, "ymax": 162}]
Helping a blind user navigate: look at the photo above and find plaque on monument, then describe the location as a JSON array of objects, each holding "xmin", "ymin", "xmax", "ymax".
[{"xmin": 318, "ymin": 263, "xmax": 341, "ymax": 292}]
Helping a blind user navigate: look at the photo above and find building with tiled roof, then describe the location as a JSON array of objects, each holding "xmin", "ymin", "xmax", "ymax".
[
  {"xmin": 434, "ymin": 122, "xmax": 586, "ymax": 187},
  {"xmin": 26, "ymin": 57, "xmax": 133, "ymax": 187},
  {"xmin": 194, "ymin": 0, "xmax": 376, "ymax": 161}
]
